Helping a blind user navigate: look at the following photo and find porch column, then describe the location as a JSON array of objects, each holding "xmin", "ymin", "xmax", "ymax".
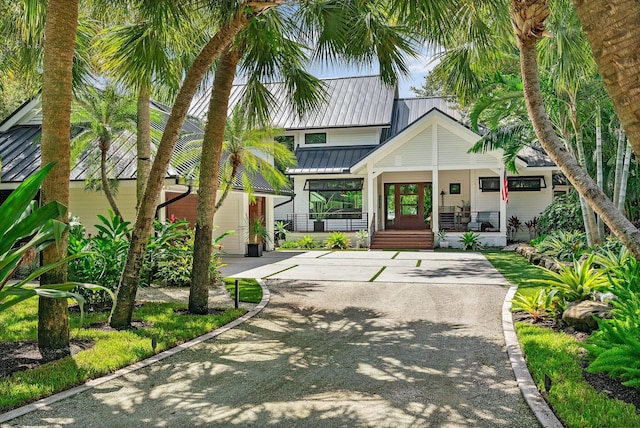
[
  {"xmin": 431, "ymin": 123, "xmax": 439, "ymax": 232},
  {"xmin": 367, "ymin": 167, "xmax": 375, "ymax": 232},
  {"xmin": 500, "ymin": 166, "xmax": 507, "ymax": 235}
]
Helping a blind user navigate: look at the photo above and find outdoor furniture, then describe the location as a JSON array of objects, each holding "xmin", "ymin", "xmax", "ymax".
[{"xmin": 468, "ymin": 212, "xmax": 495, "ymax": 232}]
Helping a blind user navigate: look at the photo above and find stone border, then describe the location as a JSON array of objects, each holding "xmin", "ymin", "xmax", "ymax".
[
  {"xmin": 503, "ymin": 284, "xmax": 563, "ymax": 428},
  {"xmin": 0, "ymin": 280, "xmax": 271, "ymax": 424},
  {"xmin": 515, "ymin": 243, "xmax": 567, "ymax": 273}
]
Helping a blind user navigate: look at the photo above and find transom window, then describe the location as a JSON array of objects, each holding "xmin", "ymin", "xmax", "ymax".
[
  {"xmin": 305, "ymin": 133, "xmax": 327, "ymax": 144},
  {"xmin": 480, "ymin": 176, "xmax": 546, "ymax": 192},
  {"xmin": 306, "ymin": 179, "xmax": 363, "ymax": 219}
]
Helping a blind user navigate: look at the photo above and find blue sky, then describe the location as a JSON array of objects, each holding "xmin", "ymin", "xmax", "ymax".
[{"xmin": 307, "ymin": 45, "xmax": 436, "ymax": 98}]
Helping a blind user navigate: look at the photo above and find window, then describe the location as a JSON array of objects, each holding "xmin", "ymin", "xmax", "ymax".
[
  {"xmin": 305, "ymin": 179, "xmax": 363, "ymax": 219},
  {"xmin": 479, "ymin": 177, "xmax": 500, "ymax": 192},
  {"xmin": 305, "ymin": 133, "xmax": 326, "ymax": 144},
  {"xmin": 275, "ymin": 135, "xmax": 295, "ymax": 152},
  {"xmin": 480, "ymin": 176, "xmax": 546, "ymax": 192},
  {"xmin": 508, "ymin": 176, "xmax": 546, "ymax": 191},
  {"xmin": 449, "ymin": 183, "xmax": 461, "ymax": 194}
]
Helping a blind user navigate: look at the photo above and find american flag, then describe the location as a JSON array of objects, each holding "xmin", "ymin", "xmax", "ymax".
[{"xmin": 501, "ymin": 170, "xmax": 509, "ymax": 204}]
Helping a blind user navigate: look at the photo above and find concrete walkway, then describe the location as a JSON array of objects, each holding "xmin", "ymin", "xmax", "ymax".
[{"xmin": 3, "ymin": 251, "xmax": 539, "ymax": 427}]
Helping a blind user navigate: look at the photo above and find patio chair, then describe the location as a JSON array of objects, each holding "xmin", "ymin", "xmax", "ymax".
[{"xmin": 468, "ymin": 212, "xmax": 494, "ymax": 232}]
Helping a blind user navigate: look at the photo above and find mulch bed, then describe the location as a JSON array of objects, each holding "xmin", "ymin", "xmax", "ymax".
[
  {"xmin": 173, "ymin": 308, "xmax": 227, "ymax": 316},
  {"xmin": 513, "ymin": 311, "xmax": 640, "ymax": 410},
  {"xmin": 0, "ymin": 340, "xmax": 94, "ymax": 379}
]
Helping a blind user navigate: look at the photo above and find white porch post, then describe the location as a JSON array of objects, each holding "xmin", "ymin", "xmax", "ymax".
[
  {"xmin": 367, "ymin": 166, "xmax": 375, "ymax": 232},
  {"xmin": 500, "ymin": 166, "xmax": 507, "ymax": 235},
  {"xmin": 431, "ymin": 123, "xmax": 439, "ymax": 232}
]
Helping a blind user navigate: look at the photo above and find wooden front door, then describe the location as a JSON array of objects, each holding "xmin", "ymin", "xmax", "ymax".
[{"xmin": 385, "ymin": 183, "xmax": 431, "ymax": 230}]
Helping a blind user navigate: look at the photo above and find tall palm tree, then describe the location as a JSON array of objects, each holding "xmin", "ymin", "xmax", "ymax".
[
  {"xmin": 510, "ymin": 0, "xmax": 640, "ymax": 258},
  {"xmin": 38, "ymin": 0, "xmax": 78, "ymax": 359},
  {"xmin": 71, "ymin": 84, "xmax": 137, "ymax": 220},
  {"xmin": 109, "ymin": 1, "xmax": 283, "ymax": 328}
]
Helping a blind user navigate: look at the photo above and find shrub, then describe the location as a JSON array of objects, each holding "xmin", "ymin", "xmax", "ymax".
[
  {"xmin": 296, "ymin": 235, "xmax": 320, "ymax": 249},
  {"xmin": 279, "ymin": 240, "xmax": 300, "ymax": 249},
  {"xmin": 507, "ymin": 216, "xmax": 522, "ymax": 241},
  {"xmin": 325, "ymin": 231, "xmax": 351, "ymax": 249},
  {"xmin": 355, "ymin": 230, "xmax": 369, "ymax": 248},
  {"xmin": 536, "ymin": 230, "xmax": 588, "ymax": 261},
  {"xmin": 459, "ymin": 231, "xmax": 482, "ymax": 251},
  {"xmin": 512, "ymin": 289, "xmax": 559, "ymax": 322},
  {"xmin": 537, "ymin": 191, "xmax": 583, "ymax": 235},
  {"xmin": 524, "ymin": 216, "xmax": 539, "ymax": 240}
]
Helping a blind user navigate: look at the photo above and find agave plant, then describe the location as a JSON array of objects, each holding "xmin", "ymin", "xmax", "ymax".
[
  {"xmin": 0, "ymin": 164, "xmax": 111, "ymax": 321},
  {"xmin": 536, "ymin": 254, "xmax": 611, "ymax": 303}
]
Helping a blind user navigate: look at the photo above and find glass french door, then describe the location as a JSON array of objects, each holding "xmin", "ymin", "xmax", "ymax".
[{"xmin": 385, "ymin": 183, "xmax": 431, "ymax": 229}]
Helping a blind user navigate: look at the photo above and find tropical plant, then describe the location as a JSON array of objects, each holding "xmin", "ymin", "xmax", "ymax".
[
  {"xmin": 296, "ymin": 235, "xmax": 320, "ymax": 249},
  {"xmin": 535, "ymin": 255, "xmax": 611, "ymax": 303},
  {"xmin": 512, "ymin": 289, "xmax": 559, "ymax": 322},
  {"xmin": 325, "ymin": 231, "xmax": 351, "ymax": 250},
  {"xmin": 524, "ymin": 216, "xmax": 539, "ymax": 240},
  {"xmin": 71, "ymin": 84, "xmax": 137, "ymax": 220},
  {"xmin": 274, "ymin": 221, "xmax": 289, "ymax": 244},
  {"xmin": 536, "ymin": 230, "xmax": 588, "ymax": 261},
  {"xmin": 0, "ymin": 164, "xmax": 110, "ymax": 322},
  {"xmin": 537, "ymin": 192, "xmax": 584, "ymax": 236},
  {"xmin": 247, "ymin": 216, "xmax": 270, "ymax": 245},
  {"xmin": 507, "ymin": 215, "xmax": 522, "ymax": 241},
  {"xmin": 355, "ymin": 230, "xmax": 369, "ymax": 248},
  {"xmin": 459, "ymin": 231, "xmax": 482, "ymax": 251}
]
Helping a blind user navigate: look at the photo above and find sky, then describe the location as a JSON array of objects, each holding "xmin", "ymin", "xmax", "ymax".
[{"xmin": 307, "ymin": 45, "xmax": 436, "ymax": 98}]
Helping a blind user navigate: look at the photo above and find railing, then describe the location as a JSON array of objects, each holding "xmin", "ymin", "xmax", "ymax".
[
  {"xmin": 282, "ymin": 212, "xmax": 369, "ymax": 232},
  {"xmin": 438, "ymin": 210, "xmax": 500, "ymax": 232},
  {"xmin": 369, "ymin": 212, "xmax": 376, "ymax": 238}
]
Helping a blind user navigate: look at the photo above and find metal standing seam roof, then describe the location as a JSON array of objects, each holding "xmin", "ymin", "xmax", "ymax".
[
  {"xmin": 287, "ymin": 145, "xmax": 377, "ymax": 175},
  {"xmin": 0, "ymin": 125, "xmax": 42, "ymax": 182},
  {"xmin": 516, "ymin": 144, "xmax": 556, "ymax": 167},
  {"xmin": 189, "ymin": 75, "xmax": 397, "ymax": 130}
]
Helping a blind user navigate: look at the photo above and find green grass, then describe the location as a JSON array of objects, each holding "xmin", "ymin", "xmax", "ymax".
[
  {"xmin": 0, "ymin": 298, "xmax": 245, "ymax": 412},
  {"xmin": 517, "ymin": 324, "xmax": 640, "ymax": 427},
  {"xmin": 224, "ymin": 278, "xmax": 263, "ymax": 303},
  {"xmin": 369, "ymin": 266, "xmax": 386, "ymax": 282},
  {"xmin": 486, "ymin": 250, "xmax": 640, "ymax": 426}
]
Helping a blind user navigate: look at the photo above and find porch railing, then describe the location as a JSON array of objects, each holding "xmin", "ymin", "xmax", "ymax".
[
  {"xmin": 438, "ymin": 210, "xmax": 500, "ymax": 232},
  {"xmin": 282, "ymin": 212, "xmax": 369, "ymax": 232}
]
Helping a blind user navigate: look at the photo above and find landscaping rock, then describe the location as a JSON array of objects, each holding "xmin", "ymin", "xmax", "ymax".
[{"xmin": 562, "ymin": 301, "xmax": 612, "ymax": 332}]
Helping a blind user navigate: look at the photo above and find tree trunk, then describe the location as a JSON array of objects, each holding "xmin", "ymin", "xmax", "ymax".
[
  {"xmin": 214, "ymin": 162, "xmax": 241, "ymax": 210},
  {"xmin": 38, "ymin": 0, "xmax": 78, "ymax": 359},
  {"xmin": 136, "ymin": 83, "xmax": 151, "ymax": 209},
  {"xmin": 109, "ymin": 11, "xmax": 252, "ymax": 328},
  {"xmin": 100, "ymin": 139, "xmax": 123, "ymax": 219},
  {"xmin": 512, "ymin": 0, "xmax": 640, "ymax": 259},
  {"xmin": 619, "ymin": 143, "xmax": 632, "ymax": 211},
  {"xmin": 613, "ymin": 127, "xmax": 626, "ymax": 207},
  {"xmin": 572, "ymin": 0, "xmax": 640, "ymax": 160},
  {"xmin": 595, "ymin": 106, "xmax": 605, "ymax": 239},
  {"xmin": 189, "ymin": 48, "xmax": 241, "ymax": 314}
]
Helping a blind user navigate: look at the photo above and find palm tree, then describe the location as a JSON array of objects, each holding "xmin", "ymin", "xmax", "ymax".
[
  {"xmin": 38, "ymin": 0, "xmax": 78, "ymax": 359},
  {"xmin": 510, "ymin": 0, "xmax": 640, "ymax": 259},
  {"xmin": 109, "ymin": 1, "xmax": 283, "ymax": 328},
  {"xmin": 71, "ymin": 84, "xmax": 137, "ymax": 220}
]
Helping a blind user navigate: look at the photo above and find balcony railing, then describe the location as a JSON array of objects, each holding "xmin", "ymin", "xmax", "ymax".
[
  {"xmin": 438, "ymin": 210, "xmax": 500, "ymax": 232},
  {"xmin": 282, "ymin": 212, "xmax": 369, "ymax": 232}
]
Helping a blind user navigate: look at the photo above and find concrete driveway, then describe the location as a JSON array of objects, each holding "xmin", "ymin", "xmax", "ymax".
[{"xmin": 3, "ymin": 251, "xmax": 538, "ymax": 427}]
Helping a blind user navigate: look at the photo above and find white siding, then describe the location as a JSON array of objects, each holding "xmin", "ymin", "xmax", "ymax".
[
  {"xmin": 374, "ymin": 126, "xmax": 433, "ymax": 168},
  {"xmin": 437, "ymin": 126, "xmax": 496, "ymax": 168},
  {"xmin": 506, "ymin": 172, "xmax": 554, "ymax": 241},
  {"xmin": 69, "ymin": 181, "xmax": 137, "ymax": 235},
  {"xmin": 437, "ymin": 170, "xmax": 472, "ymax": 208},
  {"xmin": 298, "ymin": 127, "xmax": 381, "ymax": 148},
  {"xmin": 213, "ymin": 191, "xmax": 247, "ymax": 255}
]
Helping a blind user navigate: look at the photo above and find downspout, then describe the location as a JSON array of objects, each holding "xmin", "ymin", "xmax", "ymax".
[
  {"xmin": 155, "ymin": 178, "xmax": 194, "ymax": 219},
  {"xmin": 274, "ymin": 195, "xmax": 294, "ymax": 209}
]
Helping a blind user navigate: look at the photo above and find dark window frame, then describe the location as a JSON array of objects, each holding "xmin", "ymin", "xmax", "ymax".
[
  {"xmin": 479, "ymin": 177, "xmax": 500, "ymax": 192},
  {"xmin": 508, "ymin": 176, "xmax": 546, "ymax": 191},
  {"xmin": 306, "ymin": 179, "xmax": 363, "ymax": 219},
  {"xmin": 304, "ymin": 132, "xmax": 327, "ymax": 145}
]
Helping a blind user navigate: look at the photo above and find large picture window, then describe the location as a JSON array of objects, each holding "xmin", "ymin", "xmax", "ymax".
[{"xmin": 305, "ymin": 179, "xmax": 363, "ymax": 219}]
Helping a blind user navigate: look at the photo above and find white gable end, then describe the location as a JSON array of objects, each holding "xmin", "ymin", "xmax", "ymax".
[
  {"xmin": 374, "ymin": 125, "xmax": 433, "ymax": 168},
  {"xmin": 437, "ymin": 126, "xmax": 498, "ymax": 169}
]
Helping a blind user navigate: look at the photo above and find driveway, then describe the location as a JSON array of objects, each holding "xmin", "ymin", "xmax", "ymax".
[{"xmin": 3, "ymin": 251, "xmax": 538, "ymax": 427}]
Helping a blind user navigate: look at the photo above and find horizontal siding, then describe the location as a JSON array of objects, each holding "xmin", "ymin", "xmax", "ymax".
[
  {"xmin": 213, "ymin": 192, "xmax": 246, "ymax": 255},
  {"xmin": 437, "ymin": 126, "xmax": 496, "ymax": 168},
  {"xmin": 506, "ymin": 172, "xmax": 554, "ymax": 241},
  {"xmin": 69, "ymin": 183, "xmax": 137, "ymax": 235},
  {"xmin": 375, "ymin": 125, "xmax": 433, "ymax": 168},
  {"xmin": 299, "ymin": 128, "xmax": 381, "ymax": 148}
]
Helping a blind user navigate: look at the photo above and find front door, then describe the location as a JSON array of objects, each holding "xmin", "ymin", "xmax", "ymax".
[{"xmin": 385, "ymin": 183, "xmax": 432, "ymax": 230}]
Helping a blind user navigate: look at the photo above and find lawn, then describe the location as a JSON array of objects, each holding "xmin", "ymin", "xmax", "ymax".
[
  {"xmin": 224, "ymin": 277, "xmax": 263, "ymax": 303},
  {"xmin": 0, "ymin": 297, "xmax": 245, "ymax": 412},
  {"xmin": 485, "ymin": 251, "xmax": 640, "ymax": 427}
]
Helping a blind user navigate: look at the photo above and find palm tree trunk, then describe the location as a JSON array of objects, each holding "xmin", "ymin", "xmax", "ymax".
[
  {"xmin": 100, "ymin": 140, "xmax": 123, "ymax": 219},
  {"xmin": 512, "ymin": 0, "xmax": 640, "ymax": 260},
  {"xmin": 572, "ymin": 0, "xmax": 640, "ymax": 159},
  {"xmin": 38, "ymin": 0, "xmax": 78, "ymax": 359},
  {"xmin": 214, "ymin": 163, "xmax": 241, "ymax": 210},
  {"xmin": 613, "ymin": 127, "xmax": 626, "ymax": 207},
  {"xmin": 109, "ymin": 10, "xmax": 254, "ymax": 328},
  {"xmin": 189, "ymin": 48, "xmax": 241, "ymax": 315},
  {"xmin": 619, "ymin": 143, "xmax": 632, "ymax": 211},
  {"xmin": 136, "ymin": 83, "xmax": 151, "ymax": 209},
  {"xmin": 595, "ymin": 106, "xmax": 605, "ymax": 239}
]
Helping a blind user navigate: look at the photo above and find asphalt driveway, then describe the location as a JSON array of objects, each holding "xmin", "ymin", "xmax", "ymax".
[{"xmin": 3, "ymin": 251, "xmax": 538, "ymax": 427}]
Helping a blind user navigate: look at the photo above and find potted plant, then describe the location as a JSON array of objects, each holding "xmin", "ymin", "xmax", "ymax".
[
  {"xmin": 437, "ymin": 230, "xmax": 449, "ymax": 248},
  {"xmin": 274, "ymin": 221, "xmax": 289, "ymax": 247},
  {"xmin": 458, "ymin": 200, "xmax": 471, "ymax": 224},
  {"xmin": 246, "ymin": 216, "xmax": 270, "ymax": 257},
  {"xmin": 312, "ymin": 194, "xmax": 334, "ymax": 232}
]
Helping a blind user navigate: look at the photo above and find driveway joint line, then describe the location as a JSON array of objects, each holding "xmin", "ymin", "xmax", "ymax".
[
  {"xmin": 0, "ymin": 281, "xmax": 271, "ymax": 425},
  {"xmin": 262, "ymin": 264, "xmax": 298, "ymax": 279},
  {"xmin": 369, "ymin": 266, "xmax": 386, "ymax": 282}
]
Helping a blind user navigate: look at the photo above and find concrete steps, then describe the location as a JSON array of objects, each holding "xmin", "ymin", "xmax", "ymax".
[{"xmin": 370, "ymin": 230, "xmax": 434, "ymax": 250}]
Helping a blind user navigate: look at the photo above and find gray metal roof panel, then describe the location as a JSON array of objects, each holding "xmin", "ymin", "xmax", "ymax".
[
  {"xmin": 287, "ymin": 146, "xmax": 377, "ymax": 175},
  {"xmin": 517, "ymin": 145, "xmax": 556, "ymax": 167},
  {"xmin": 382, "ymin": 97, "xmax": 465, "ymax": 141},
  {"xmin": 190, "ymin": 76, "xmax": 396, "ymax": 130},
  {"xmin": 0, "ymin": 126, "xmax": 42, "ymax": 182}
]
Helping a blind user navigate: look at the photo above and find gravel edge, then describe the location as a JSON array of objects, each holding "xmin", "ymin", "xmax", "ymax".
[
  {"xmin": 0, "ymin": 280, "xmax": 271, "ymax": 424},
  {"xmin": 502, "ymin": 284, "xmax": 563, "ymax": 428}
]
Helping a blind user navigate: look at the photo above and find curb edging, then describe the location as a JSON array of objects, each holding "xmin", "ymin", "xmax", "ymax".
[
  {"xmin": 0, "ymin": 281, "xmax": 271, "ymax": 424},
  {"xmin": 502, "ymin": 284, "xmax": 563, "ymax": 428}
]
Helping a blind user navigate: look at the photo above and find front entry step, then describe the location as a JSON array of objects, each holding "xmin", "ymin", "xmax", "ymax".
[{"xmin": 370, "ymin": 230, "xmax": 434, "ymax": 250}]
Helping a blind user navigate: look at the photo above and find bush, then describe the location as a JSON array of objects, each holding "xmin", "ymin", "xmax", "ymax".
[
  {"xmin": 536, "ymin": 230, "xmax": 588, "ymax": 261},
  {"xmin": 325, "ymin": 231, "xmax": 351, "ymax": 249},
  {"xmin": 296, "ymin": 235, "xmax": 321, "ymax": 249},
  {"xmin": 458, "ymin": 231, "xmax": 482, "ymax": 251},
  {"xmin": 537, "ymin": 191, "xmax": 584, "ymax": 235},
  {"xmin": 279, "ymin": 240, "xmax": 300, "ymax": 249},
  {"xmin": 512, "ymin": 289, "xmax": 559, "ymax": 322}
]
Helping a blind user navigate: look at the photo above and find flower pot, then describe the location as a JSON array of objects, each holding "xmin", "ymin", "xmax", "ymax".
[
  {"xmin": 246, "ymin": 243, "xmax": 263, "ymax": 257},
  {"xmin": 439, "ymin": 241, "xmax": 449, "ymax": 248},
  {"xmin": 313, "ymin": 220, "xmax": 325, "ymax": 232}
]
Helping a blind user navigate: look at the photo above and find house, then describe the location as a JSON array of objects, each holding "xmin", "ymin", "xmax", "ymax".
[
  {"xmin": 193, "ymin": 75, "xmax": 558, "ymax": 249},
  {"xmin": 0, "ymin": 96, "xmax": 290, "ymax": 255}
]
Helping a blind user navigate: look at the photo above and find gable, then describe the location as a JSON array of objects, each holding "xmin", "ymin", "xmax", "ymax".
[{"xmin": 374, "ymin": 125, "xmax": 433, "ymax": 168}]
